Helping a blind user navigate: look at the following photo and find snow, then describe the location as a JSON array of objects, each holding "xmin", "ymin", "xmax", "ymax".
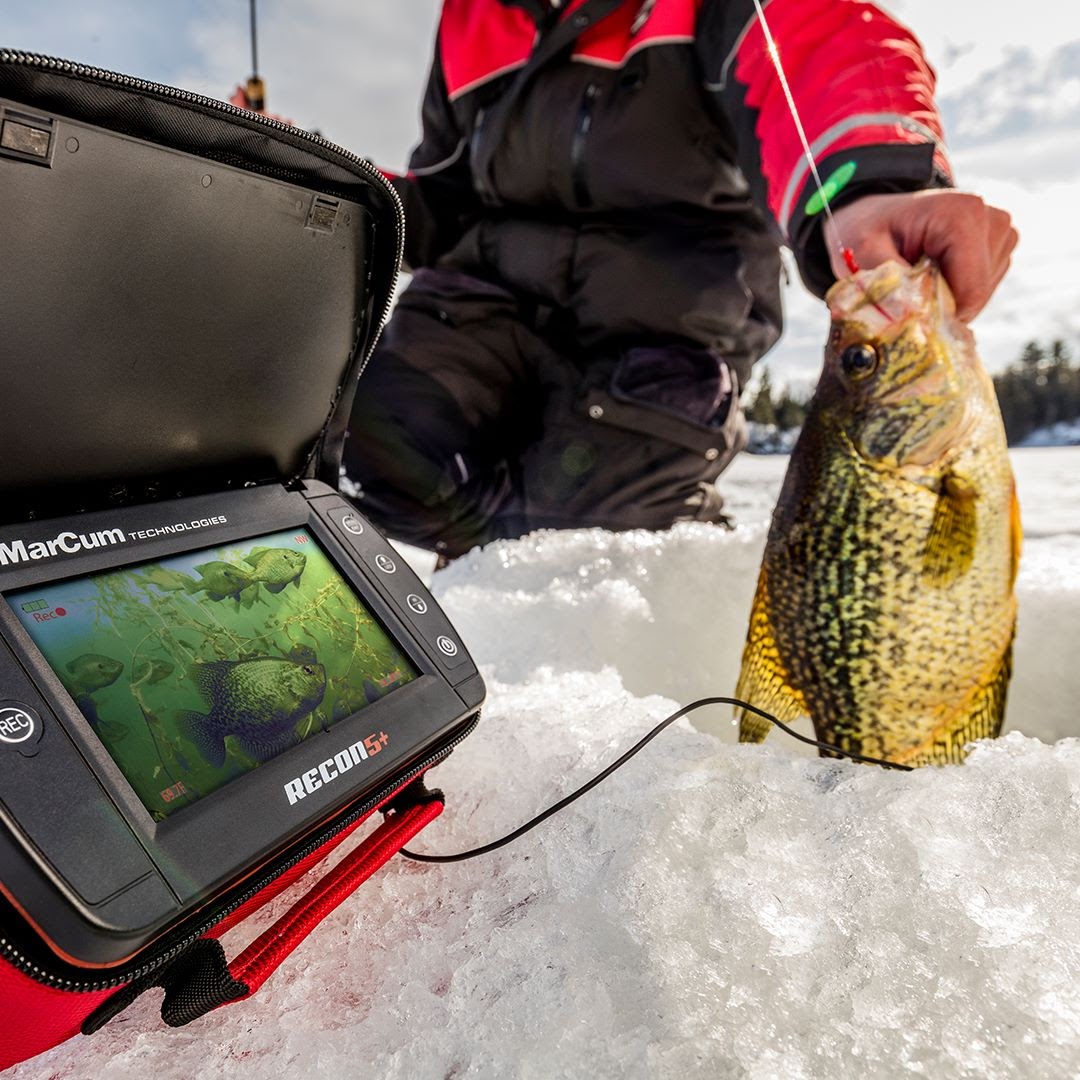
[
  {"xmin": 11, "ymin": 447, "xmax": 1080, "ymax": 1079},
  {"xmin": 1020, "ymin": 420, "xmax": 1080, "ymax": 449}
]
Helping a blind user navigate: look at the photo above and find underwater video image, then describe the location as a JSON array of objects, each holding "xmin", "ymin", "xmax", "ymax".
[{"xmin": 9, "ymin": 528, "xmax": 417, "ymax": 819}]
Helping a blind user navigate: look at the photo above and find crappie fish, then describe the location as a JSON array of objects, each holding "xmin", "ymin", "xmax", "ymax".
[
  {"xmin": 131, "ymin": 658, "xmax": 175, "ymax": 685},
  {"xmin": 737, "ymin": 259, "xmax": 1019, "ymax": 766},
  {"xmin": 66, "ymin": 654, "xmax": 127, "ymax": 741},
  {"xmin": 66, "ymin": 653, "xmax": 124, "ymax": 696},
  {"xmin": 186, "ymin": 560, "xmax": 254, "ymax": 602},
  {"xmin": 137, "ymin": 567, "xmax": 197, "ymax": 592},
  {"xmin": 243, "ymin": 547, "xmax": 306, "ymax": 593},
  {"xmin": 179, "ymin": 656, "xmax": 327, "ymax": 768}
]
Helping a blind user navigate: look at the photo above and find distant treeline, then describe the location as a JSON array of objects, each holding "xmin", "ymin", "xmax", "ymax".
[
  {"xmin": 744, "ymin": 367, "xmax": 807, "ymax": 431},
  {"xmin": 992, "ymin": 340, "xmax": 1079, "ymax": 445},
  {"xmin": 745, "ymin": 338, "xmax": 1080, "ymax": 446}
]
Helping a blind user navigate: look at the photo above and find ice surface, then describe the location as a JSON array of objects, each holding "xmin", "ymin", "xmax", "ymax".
[{"xmin": 12, "ymin": 448, "xmax": 1080, "ymax": 1079}]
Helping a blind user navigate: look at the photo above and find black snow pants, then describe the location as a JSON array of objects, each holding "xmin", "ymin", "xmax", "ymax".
[{"xmin": 342, "ymin": 268, "xmax": 748, "ymax": 558}]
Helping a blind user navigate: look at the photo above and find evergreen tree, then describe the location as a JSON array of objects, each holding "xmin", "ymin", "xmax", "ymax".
[
  {"xmin": 1019, "ymin": 340, "xmax": 1045, "ymax": 372},
  {"xmin": 775, "ymin": 388, "xmax": 806, "ymax": 431},
  {"xmin": 992, "ymin": 337, "xmax": 1080, "ymax": 444},
  {"xmin": 746, "ymin": 367, "xmax": 777, "ymax": 426}
]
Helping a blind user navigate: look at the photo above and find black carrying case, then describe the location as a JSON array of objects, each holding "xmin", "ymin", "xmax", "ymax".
[{"xmin": 0, "ymin": 52, "xmax": 478, "ymax": 1067}]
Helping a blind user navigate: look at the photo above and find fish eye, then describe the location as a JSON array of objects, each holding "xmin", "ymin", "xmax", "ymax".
[
  {"xmin": 840, "ymin": 343, "xmax": 880, "ymax": 379},
  {"xmin": 302, "ymin": 664, "xmax": 315, "ymax": 675}
]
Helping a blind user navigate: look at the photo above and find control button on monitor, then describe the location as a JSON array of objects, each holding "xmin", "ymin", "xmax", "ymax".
[
  {"xmin": 340, "ymin": 513, "xmax": 364, "ymax": 536},
  {"xmin": 0, "ymin": 702, "xmax": 43, "ymax": 755},
  {"xmin": 436, "ymin": 635, "xmax": 459, "ymax": 658},
  {"xmin": 406, "ymin": 593, "xmax": 428, "ymax": 615},
  {"xmin": 375, "ymin": 553, "xmax": 397, "ymax": 575}
]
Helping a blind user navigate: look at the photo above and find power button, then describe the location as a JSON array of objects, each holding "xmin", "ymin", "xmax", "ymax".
[{"xmin": 0, "ymin": 702, "xmax": 44, "ymax": 756}]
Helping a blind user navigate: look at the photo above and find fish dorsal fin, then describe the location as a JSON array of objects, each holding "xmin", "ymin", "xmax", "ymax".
[
  {"xmin": 922, "ymin": 471, "xmax": 978, "ymax": 585},
  {"xmin": 192, "ymin": 562, "xmax": 219, "ymax": 577},
  {"xmin": 736, "ymin": 572, "xmax": 808, "ymax": 743},
  {"xmin": 191, "ymin": 660, "xmax": 234, "ymax": 705},
  {"xmin": 242, "ymin": 548, "xmax": 268, "ymax": 567}
]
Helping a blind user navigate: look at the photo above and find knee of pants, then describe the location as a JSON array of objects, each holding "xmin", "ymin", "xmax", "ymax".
[
  {"xmin": 343, "ymin": 376, "xmax": 517, "ymax": 555},
  {"xmin": 521, "ymin": 421, "xmax": 734, "ymax": 532}
]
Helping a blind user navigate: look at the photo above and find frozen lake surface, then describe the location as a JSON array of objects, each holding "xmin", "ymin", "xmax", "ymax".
[{"xmin": 13, "ymin": 447, "xmax": 1080, "ymax": 1079}]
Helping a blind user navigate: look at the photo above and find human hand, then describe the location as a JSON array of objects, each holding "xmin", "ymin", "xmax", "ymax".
[{"xmin": 823, "ymin": 190, "xmax": 1019, "ymax": 322}]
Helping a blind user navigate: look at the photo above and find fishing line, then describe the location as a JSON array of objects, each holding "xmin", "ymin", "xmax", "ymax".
[
  {"xmin": 399, "ymin": 696, "xmax": 912, "ymax": 864},
  {"xmin": 749, "ymin": 1, "xmax": 896, "ymax": 321},
  {"xmin": 750, "ymin": 0, "xmax": 854, "ymax": 271}
]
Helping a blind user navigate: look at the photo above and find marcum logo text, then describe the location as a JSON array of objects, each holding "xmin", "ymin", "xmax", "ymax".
[{"xmin": 0, "ymin": 529, "xmax": 127, "ymax": 567}]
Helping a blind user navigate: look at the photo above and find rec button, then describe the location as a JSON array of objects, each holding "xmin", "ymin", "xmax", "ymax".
[{"xmin": 0, "ymin": 702, "xmax": 44, "ymax": 756}]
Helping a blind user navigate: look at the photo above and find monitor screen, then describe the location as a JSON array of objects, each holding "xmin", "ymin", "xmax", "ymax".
[{"xmin": 8, "ymin": 528, "xmax": 417, "ymax": 819}]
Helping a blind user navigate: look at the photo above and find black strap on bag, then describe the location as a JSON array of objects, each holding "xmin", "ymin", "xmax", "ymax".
[{"xmin": 82, "ymin": 940, "xmax": 248, "ymax": 1034}]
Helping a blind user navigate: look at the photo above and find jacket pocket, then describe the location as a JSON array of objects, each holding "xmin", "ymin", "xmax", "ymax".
[{"xmin": 578, "ymin": 345, "xmax": 748, "ymax": 469}]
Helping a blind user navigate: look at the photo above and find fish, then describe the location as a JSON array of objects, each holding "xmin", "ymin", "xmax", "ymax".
[
  {"xmin": 242, "ymin": 547, "xmax": 307, "ymax": 593},
  {"xmin": 236, "ymin": 583, "xmax": 267, "ymax": 610},
  {"xmin": 131, "ymin": 658, "xmax": 175, "ymax": 685},
  {"xmin": 736, "ymin": 258, "xmax": 1020, "ymax": 767},
  {"xmin": 136, "ymin": 566, "xmax": 198, "ymax": 592},
  {"xmin": 66, "ymin": 653, "xmax": 124, "ymax": 697},
  {"xmin": 186, "ymin": 561, "xmax": 254, "ymax": 603},
  {"xmin": 287, "ymin": 644, "xmax": 319, "ymax": 666},
  {"xmin": 65, "ymin": 654, "xmax": 127, "ymax": 741},
  {"xmin": 178, "ymin": 656, "xmax": 327, "ymax": 768}
]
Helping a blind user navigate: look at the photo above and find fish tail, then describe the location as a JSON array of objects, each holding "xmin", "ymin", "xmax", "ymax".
[{"xmin": 179, "ymin": 710, "xmax": 227, "ymax": 768}]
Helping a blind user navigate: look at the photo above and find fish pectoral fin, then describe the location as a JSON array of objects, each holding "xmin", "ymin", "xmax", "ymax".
[
  {"xmin": 922, "ymin": 471, "xmax": 979, "ymax": 585},
  {"xmin": 264, "ymin": 581, "xmax": 288, "ymax": 594},
  {"xmin": 735, "ymin": 579, "xmax": 808, "ymax": 743}
]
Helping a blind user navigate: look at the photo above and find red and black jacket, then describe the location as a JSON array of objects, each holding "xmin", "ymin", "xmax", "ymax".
[{"xmin": 390, "ymin": 0, "xmax": 952, "ymax": 384}]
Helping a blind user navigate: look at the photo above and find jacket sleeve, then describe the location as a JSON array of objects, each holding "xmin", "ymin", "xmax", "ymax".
[
  {"xmin": 697, "ymin": 0, "xmax": 954, "ymax": 295},
  {"xmin": 385, "ymin": 43, "xmax": 479, "ymax": 272}
]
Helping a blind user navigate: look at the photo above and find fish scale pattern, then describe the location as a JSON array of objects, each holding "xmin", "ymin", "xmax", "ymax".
[{"xmin": 737, "ymin": 260, "xmax": 1017, "ymax": 765}]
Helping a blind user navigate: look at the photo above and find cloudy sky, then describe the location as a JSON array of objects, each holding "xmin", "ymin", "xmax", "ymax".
[{"xmin": 5, "ymin": 1, "xmax": 1079, "ymax": 389}]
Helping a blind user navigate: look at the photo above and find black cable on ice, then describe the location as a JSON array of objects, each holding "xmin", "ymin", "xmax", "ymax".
[{"xmin": 399, "ymin": 695, "xmax": 912, "ymax": 864}]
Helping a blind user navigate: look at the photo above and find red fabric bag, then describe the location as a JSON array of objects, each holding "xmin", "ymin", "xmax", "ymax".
[{"xmin": 0, "ymin": 779, "xmax": 448, "ymax": 1069}]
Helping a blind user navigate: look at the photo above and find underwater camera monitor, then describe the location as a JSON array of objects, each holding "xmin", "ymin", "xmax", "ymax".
[{"xmin": 0, "ymin": 481, "xmax": 482, "ymax": 966}]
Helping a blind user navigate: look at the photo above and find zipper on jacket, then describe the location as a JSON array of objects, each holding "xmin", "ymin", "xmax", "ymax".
[
  {"xmin": 0, "ymin": 50, "xmax": 404, "ymax": 367},
  {"xmin": 571, "ymin": 83, "xmax": 599, "ymax": 209},
  {"xmin": 0, "ymin": 713, "xmax": 479, "ymax": 991}
]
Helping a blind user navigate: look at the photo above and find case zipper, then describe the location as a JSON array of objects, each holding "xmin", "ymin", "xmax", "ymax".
[
  {"xmin": 0, "ymin": 49, "xmax": 404, "ymax": 356},
  {"xmin": 0, "ymin": 713, "xmax": 478, "ymax": 991}
]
